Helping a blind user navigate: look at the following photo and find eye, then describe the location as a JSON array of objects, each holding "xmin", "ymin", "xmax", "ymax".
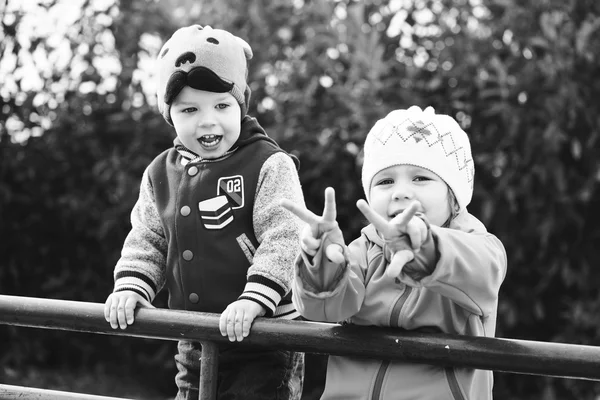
[
  {"xmin": 175, "ymin": 52, "xmax": 196, "ymax": 68},
  {"xmin": 375, "ymin": 178, "xmax": 394, "ymax": 186},
  {"xmin": 413, "ymin": 175, "xmax": 432, "ymax": 182},
  {"xmin": 181, "ymin": 107, "xmax": 197, "ymax": 113},
  {"xmin": 216, "ymin": 103, "xmax": 230, "ymax": 110}
]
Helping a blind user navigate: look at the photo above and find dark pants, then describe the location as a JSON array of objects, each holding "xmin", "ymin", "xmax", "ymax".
[{"xmin": 174, "ymin": 340, "xmax": 304, "ymax": 400}]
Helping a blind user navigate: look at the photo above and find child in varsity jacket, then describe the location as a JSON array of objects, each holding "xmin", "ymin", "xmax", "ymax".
[
  {"xmin": 282, "ymin": 106, "xmax": 507, "ymax": 400},
  {"xmin": 103, "ymin": 24, "xmax": 304, "ymax": 400}
]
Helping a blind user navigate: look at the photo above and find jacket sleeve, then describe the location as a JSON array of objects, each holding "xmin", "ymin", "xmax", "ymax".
[
  {"xmin": 398, "ymin": 212, "xmax": 507, "ymax": 317},
  {"xmin": 238, "ymin": 152, "xmax": 305, "ymax": 316},
  {"xmin": 112, "ymin": 168, "xmax": 167, "ymax": 303},
  {"xmin": 292, "ymin": 233, "xmax": 367, "ymax": 323}
]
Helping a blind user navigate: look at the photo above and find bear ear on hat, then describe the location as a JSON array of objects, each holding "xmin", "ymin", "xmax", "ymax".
[{"xmin": 236, "ymin": 37, "xmax": 253, "ymax": 60}]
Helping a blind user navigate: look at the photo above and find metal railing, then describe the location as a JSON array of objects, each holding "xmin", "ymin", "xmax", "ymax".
[{"xmin": 1, "ymin": 295, "xmax": 599, "ymax": 399}]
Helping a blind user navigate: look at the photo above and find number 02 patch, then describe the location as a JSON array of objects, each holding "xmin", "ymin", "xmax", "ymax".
[{"xmin": 217, "ymin": 175, "xmax": 244, "ymax": 209}]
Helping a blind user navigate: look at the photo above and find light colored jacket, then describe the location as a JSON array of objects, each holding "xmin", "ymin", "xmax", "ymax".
[{"xmin": 293, "ymin": 212, "xmax": 507, "ymax": 400}]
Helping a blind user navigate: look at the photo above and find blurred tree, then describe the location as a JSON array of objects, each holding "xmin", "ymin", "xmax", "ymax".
[
  {"xmin": 0, "ymin": 0, "xmax": 177, "ymax": 397},
  {"xmin": 1, "ymin": 0, "xmax": 599, "ymax": 399}
]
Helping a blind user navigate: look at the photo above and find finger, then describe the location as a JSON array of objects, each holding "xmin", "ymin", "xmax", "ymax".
[
  {"xmin": 389, "ymin": 201, "xmax": 420, "ymax": 230},
  {"xmin": 242, "ymin": 312, "xmax": 252, "ymax": 338},
  {"xmin": 356, "ymin": 199, "xmax": 390, "ymax": 235},
  {"xmin": 386, "ymin": 250, "xmax": 415, "ymax": 279},
  {"xmin": 219, "ymin": 311, "xmax": 229, "ymax": 337},
  {"xmin": 109, "ymin": 299, "xmax": 119, "ymax": 329},
  {"xmin": 233, "ymin": 310, "xmax": 244, "ymax": 342},
  {"xmin": 325, "ymin": 243, "xmax": 345, "ymax": 264},
  {"xmin": 139, "ymin": 298, "xmax": 156, "ymax": 309},
  {"xmin": 117, "ymin": 297, "xmax": 128, "ymax": 330},
  {"xmin": 124, "ymin": 297, "xmax": 136, "ymax": 325},
  {"xmin": 301, "ymin": 235, "xmax": 321, "ymax": 256},
  {"xmin": 238, "ymin": 311, "xmax": 252, "ymax": 342},
  {"xmin": 321, "ymin": 187, "xmax": 337, "ymax": 223},
  {"xmin": 226, "ymin": 312, "xmax": 236, "ymax": 342},
  {"xmin": 421, "ymin": 222, "xmax": 428, "ymax": 243},
  {"xmin": 280, "ymin": 199, "xmax": 320, "ymax": 225},
  {"xmin": 104, "ymin": 297, "xmax": 113, "ymax": 323},
  {"xmin": 405, "ymin": 217, "xmax": 427, "ymax": 250}
]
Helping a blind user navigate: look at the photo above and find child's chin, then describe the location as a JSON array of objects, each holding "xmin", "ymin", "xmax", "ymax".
[{"xmin": 199, "ymin": 148, "xmax": 227, "ymax": 159}]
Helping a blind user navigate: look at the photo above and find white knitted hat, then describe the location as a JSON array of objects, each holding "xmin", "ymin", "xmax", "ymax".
[
  {"xmin": 361, "ymin": 106, "xmax": 475, "ymax": 211},
  {"xmin": 155, "ymin": 24, "xmax": 253, "ymax": 125}
]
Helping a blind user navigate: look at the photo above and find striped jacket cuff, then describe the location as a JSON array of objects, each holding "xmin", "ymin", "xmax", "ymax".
[
  {"xmin": 273, "ymin": 300, "xmax": 300, "ymax": 320},
  {"xmin": 238, "ymin": 275, "xmax": 287, "ymax": 317},
  {"xmin": 114, "ymin": 270, "xmax": 158, "ymax": 303}
]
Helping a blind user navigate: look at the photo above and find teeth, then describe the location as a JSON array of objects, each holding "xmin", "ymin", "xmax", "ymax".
[{"xmin": 198, "ymin": 135, "xmax": 222, "ymax": 148}]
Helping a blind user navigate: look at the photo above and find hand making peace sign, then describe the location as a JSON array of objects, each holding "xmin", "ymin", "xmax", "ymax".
[
  {"xmin": 356, "ymin": 199, "xmax": 429, "ymax": 279},
  {"xmin": 280, "ymin": 187, "xmax": 346, "ymax": 264}
]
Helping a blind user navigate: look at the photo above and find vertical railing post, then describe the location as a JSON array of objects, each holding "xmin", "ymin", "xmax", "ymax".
[{"xmin": 199, "ymin": 341, "xmax": 218, "ymax": 400}]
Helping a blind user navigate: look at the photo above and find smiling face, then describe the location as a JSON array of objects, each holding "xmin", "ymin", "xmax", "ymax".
[
  {"xmin": 170, "ymin": 86, "xmax": 242, "ymax": 159},
  {"xmin": 369, "ymin": 164, "xmax": 452, "ymax": 227}
]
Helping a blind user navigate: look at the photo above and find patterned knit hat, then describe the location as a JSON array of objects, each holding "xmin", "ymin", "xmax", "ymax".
[
  {"xmin": 155, "ymin": 24, "xmax": 253, "ymax": 125},
  {"xmin": 361, "ymin": 106, "xmax": 475, "ymax": 211}
]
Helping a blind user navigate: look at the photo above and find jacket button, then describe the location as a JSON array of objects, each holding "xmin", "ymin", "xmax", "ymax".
[
  {"xmin": 189, "ymin": 293, "xmax": 199, "ymax": 303},
  {"xmin": 180, "ymin": 206, "xmax": 191, "ymax": 216},
  {"xmin": 182, "ymin": 250, "xmax": 193, "ymax": 261},
  {"xmin": 188, "ymin": 166, "xmax": 198, "ymax": 176}
]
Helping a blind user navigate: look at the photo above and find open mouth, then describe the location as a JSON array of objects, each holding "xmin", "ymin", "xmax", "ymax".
[
  {"xmin": 389, "ymin": 205, "xmax": 423, "ymax": 220},
  {"xmin": 198, "ymin": 135, "xmax": 223, "ymax": 148},
  {"xmin": 389, "ymin": 209, "xmax": 407, "ymax": 219}
]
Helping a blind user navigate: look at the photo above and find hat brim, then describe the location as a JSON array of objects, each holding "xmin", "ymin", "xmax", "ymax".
[{"xmin": 164, "ymin": 67, "xmax": 234, "ymax": 105}]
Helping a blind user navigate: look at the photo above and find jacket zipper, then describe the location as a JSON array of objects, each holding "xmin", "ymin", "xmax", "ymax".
[
  {"xmin": 183, "ymin": 147, "xmax": 237, "ymax": 165},
  {"xmin": 372, "ymin": 284, "xmax": 467, "ymax": 400},
  {"xmin": 371, "ymin": 360, "xmax": 390, "ymax": 400},
  {"xmin": 446, "ymin": 367, "xmax": 466, "ymax": 400},
  {"xmin": 390, "ymin": 286, "xmax": 412, "ymax": 327},
  {"xmin": 370, "ymin": 286, "xmax": 413, "ymax": 399}
]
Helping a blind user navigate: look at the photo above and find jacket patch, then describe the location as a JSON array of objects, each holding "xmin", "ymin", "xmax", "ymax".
[
  {"xmin": 218, "ymin": 175, "xmax": 244, "ymax": 209},
  {"xmin": 198, "ymin": 195, "xmax": 234, "ymax": 230},
  {"xmin": 236, "ymin": 233, "xmax": 256, "ymax": 263}
]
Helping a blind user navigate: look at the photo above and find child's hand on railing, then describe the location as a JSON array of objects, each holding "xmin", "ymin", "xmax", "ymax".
[
  {"xmin": 104, "ymin": 291, "xmax": 155, "ymax": 330},
  {"xmin": 280, "ymin": 187, "xmax": 346, "ymax": 264},
  {"xmin": 219, "ymin": 300, "xmax": 266, "ymax": 342},
  {"xmin": 356, "ymin": 200, "xmax": 428, "ymax": 279}
]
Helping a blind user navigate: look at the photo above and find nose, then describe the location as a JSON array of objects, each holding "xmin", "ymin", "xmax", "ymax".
[
  {"xmin": 197, "ymin": 110, "xmax": 216, "ymax": 128},
  {"xmin": 391, "ymin": 183, "xmax": 413, "ymax": 201}
]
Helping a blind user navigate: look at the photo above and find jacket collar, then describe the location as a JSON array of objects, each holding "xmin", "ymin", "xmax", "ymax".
[{"xmin": 173, "ymin": 115, "xmax": 289, "ymax": 165}]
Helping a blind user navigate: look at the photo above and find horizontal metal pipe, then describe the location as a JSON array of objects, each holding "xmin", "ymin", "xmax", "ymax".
[
  {"xmin": 0, "ymin": 384, "xmax": 133, "ymax": 400},
  {"xmin": 0, "ymin": 295, "xmax": 599, "ymax": 381}
]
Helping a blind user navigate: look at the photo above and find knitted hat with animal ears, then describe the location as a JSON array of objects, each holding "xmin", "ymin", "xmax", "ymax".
[{"xmin": 155, "ymin": 24, "xmax": 253, "ymax": 125}]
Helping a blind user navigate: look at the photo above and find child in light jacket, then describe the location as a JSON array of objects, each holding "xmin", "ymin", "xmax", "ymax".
[{"xmin": 282, "ymin": 106, "xmax": 507, "ymax": 400}]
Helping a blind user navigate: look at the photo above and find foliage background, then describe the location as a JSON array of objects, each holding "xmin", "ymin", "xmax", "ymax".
[{"xmin": 1, "ymin": 0, "xmax": 599, "ymax": 399}]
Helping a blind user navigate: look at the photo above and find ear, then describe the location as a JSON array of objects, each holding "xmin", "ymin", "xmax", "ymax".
[{"xmin": 236, "ymin": 37, "xmax": 253, "ymax": 60}]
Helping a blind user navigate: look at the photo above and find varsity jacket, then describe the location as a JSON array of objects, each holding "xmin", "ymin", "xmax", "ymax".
[
  {"xmin": 113, "ymin": 116, "xmax": 304, "ymax": 318},
  {"xmin": 293, "ymin": 212, "xmax": 507, "ymax": 400}
]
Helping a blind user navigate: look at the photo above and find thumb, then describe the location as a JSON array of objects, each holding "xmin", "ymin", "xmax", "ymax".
[
  {"xmin": 325, "ymin": 243, "xmax": 345, "ymax": 264},
  {"xmin": 386, "ymin": 250, "xmax": 414, "ymax": 279},
  {"xmin": 139, "ymin": 298, "xmax": 156, "ymax": 309}
]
